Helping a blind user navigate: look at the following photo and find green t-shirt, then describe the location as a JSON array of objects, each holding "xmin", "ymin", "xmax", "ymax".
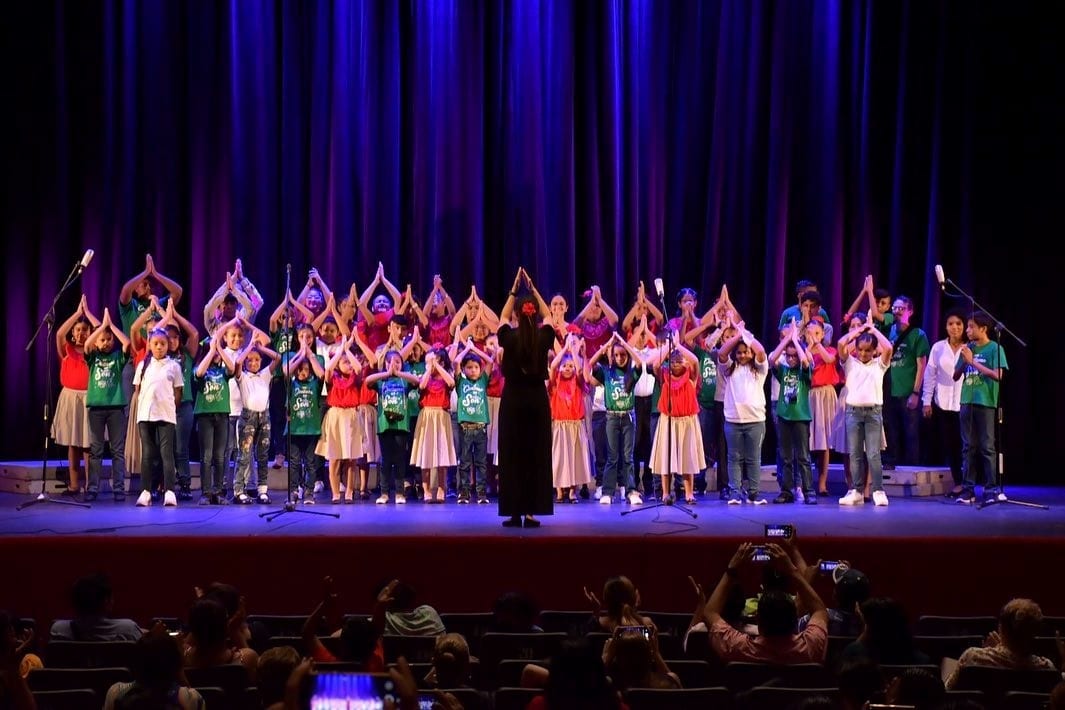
[
  {"xmin": 193, "ymin": 364, "xmax": 232, "ymax": 415},
  {"xmin": 774, "ymin": 363, "xmax": 812, "ymax": 421},
  {"xmin": 960, "ymin": 341, "xmax": 1008, "ymax": 408},
  {"xmin": 456, "ymin": 373, "xmax": 490, "ymax": 424},
  {"xmin": 694, "ymin": 346, "xmax": 718, "ymax": 407},
  {"xmin": 372, "ymin": 377, "xmax": 412, "ymax": 433},
  {"xmin": 86, "ymin": 349, "xmax": 128, "ymax": 407},
  {"xmin": 888, "ymin": 324, "xmax": 931, "ymax": 398},
  {"xmin": 119, "ymin": 295, "xmax": 169, "ymax": 337},
  {"xmin": 593, "ymin": 363, "xmax": 639, "ymax": 412},
  {"xmin": 405, "ymin": 361, "xmax": 426, "ymax": 416},
  {"xmin": 170, "ymin": 350, "xmax": 194, "ymax": 403},
  {"xmin": 289, "ymin": 375, "xmax": 323, "ymax": 436},
  {"xmin": 271, "ymin": 330, "xmax": 295, "ymax": 377},
  {"xmin": 875, "ymin": 311, "xmax": 895, "ymax": 338}
]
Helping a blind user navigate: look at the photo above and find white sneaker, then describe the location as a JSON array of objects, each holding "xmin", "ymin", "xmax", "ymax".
[
  {"xmin": 594, "ymin": 485, "xmax": 603, "ymax": 500},
  {"xmin": 599, "ymin": 495, "xmax": 612, "ymax": 505},
  {"xmin": 163, "ymin": 490, "xmax": 177, "ymax": 507},
  {"xmin": 872, "ymin": 490, "xmax": 889, "ymax": 506},
  {"xmin": 750, "ymin": 497, "xmax": 768, "ymax": 506},
  {"xmin": 136, "ymin": 490, "xmax": 152, "ymax": 507},
  {"xmin": 376, "ymin": 495, "xmax": 389, "ymax": 505},
  {"xmin": 313, "ymin": 481, "xmax": 324, "ymax": 494},
  {"xmin": 297, "ymin": 486, "xmax": 304, "ymax": 501},
  {"xmin": 727, "ymin": 497, "xmax": 742, "ymax": 505},
  {"xmin": 839, "ymin": 489, "xmax": 864, "ymax": 506},
  {"xmin": 395, "ymin": 493, "xmax": 406, "ymax": 504},
  {"xmin": 627, "ymin": 491, "xmax": 644, "ymax": 506}
]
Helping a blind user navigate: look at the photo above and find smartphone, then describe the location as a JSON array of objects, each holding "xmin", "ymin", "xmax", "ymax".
[
  {"xmin": 765, "ymin": 524, "xmax": 794, "ymax": 539},
  {"xmin": 311, "ymin": 672, "xmax": 435, "ymax": 709},
  {"xmin": 751, "ymin": 546, "xmax": 771, "ymax": 563},
  {"xmin": 819, "ymin": 560, "xmax": 842, "ymax": 574},
  {"xmin": 615, "ymin": 625, "xmax": 653, "ymax": 639}
]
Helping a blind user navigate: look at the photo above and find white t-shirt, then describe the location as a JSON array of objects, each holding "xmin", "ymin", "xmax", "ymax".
[
  {"xmin": 634, "ymin": 347, "xmax": 657, "ymax": 397},
  {"xmin": 223, "ymin": 347, "xmax": 243, "ymax": 415},
  {"xmin": 843, "ymin": 356, "xmax": 889, "ymax": 406},
  {"xmin": 922, "ymin": 339, "xmax": 963, "ymax": 412},
  {"xmin": 238, "ymin": 368, "xmax": 272, "ymax": 412},
  {"xmin": 133, "ymin": 357, "xmax": 183, "ymax": 424},
  {"xmin": 721, "ymin": 358, "xmax": 769, "ymax": 423}
]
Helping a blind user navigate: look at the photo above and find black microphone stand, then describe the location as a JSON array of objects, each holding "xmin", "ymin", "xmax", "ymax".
[
  {"xmin": 623, "ymin": 288, "xmax": 696, "ymax": 520},
  {"xmin": 939, "ymin": 274, "xmax": 1044, "ymax": 511},
  {"xmin": 18, "ymin": 256, "xmax": 93, "ymax": 510},
  {"xmin": 261, "ymin": 265, "xmax": 339, "ymax": 522}
]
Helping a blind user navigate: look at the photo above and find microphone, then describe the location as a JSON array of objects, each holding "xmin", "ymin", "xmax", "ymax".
[
  {"xmin": 934, "ymin": 264, "xmax": 945, "ymax": 291},
  {"xmin": 953, "ymin": 342, "xmax": 974, "ymax": 381},
  {"xmin": 653, "ymin": 278, "xmax": 665, "ymax": 301},
  {"xmin": 286, "ymin": 263, "xmax": 291, "ymax": 275},
  {"xmin": 77, "ymin": 249, "xmax": 94, "ymax": 272}
]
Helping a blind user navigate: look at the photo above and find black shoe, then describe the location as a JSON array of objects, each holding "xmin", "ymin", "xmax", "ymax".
[
  {"xmin": 523, "ymin": 516, "xmax": 541, "ymax": 528},
  {"xmin": 177, "ymin": 488, "xmax": 193, "ymax": 501},
  {"xmin": 882, "ymin": 464, "xmax": 896, "ymax": 471},
  {"xmin": 150, "ymin": 490, "xmax": 161, "ymax": 503},
  {"xmin": 502, "ymin": 516, "xmax": 521, "ymax": 528},
  {"xmin": 804, "ymin": 496, "xmax": 818, "ymax": 505},
  {"xmin": 61, "ymin": 488, "xmax": 82, "ymax": 498},
  {"xmin": 113, "ymin": 491, "xmax": 126, "ymax": 502},
  {"xmin": 718, "ymin": 488, "xmax": 731, "ymax": 501},
  {"xmin": 198, "ymin": 496, "xmax": 211, "ymax": 506},
  {"xmin": 773, "ymin": 492, "xmax": 795, "ymax": 504},
  {"xmin": 84, "ymin": 490, "xmax": 98, "ymax": 501}
]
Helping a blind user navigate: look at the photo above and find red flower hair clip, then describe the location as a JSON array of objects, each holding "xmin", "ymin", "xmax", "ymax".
[{"xmin": 521, "ymin": 302, "xmax": 537, "ymax": 317}]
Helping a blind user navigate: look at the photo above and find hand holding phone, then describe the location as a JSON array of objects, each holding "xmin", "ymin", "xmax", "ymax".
[
  {"xmin": 765, "ymin": 524, "xmax": 794, "ymax": 539},
  {"xmin": 614, "ymin": 625, "xmax": 653, "ymax": 640},
  {"xmin": 819, "ymin": 560, "xmax": 842, "ymax": 574},
  {"xmin": 751, "ymin": 546, "xmax": 771, "ymax": 563}
]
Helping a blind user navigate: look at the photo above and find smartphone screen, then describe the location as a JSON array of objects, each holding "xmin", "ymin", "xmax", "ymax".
[
  {"xmin": 764, "ymin": 524, "xmax": 794, "ymax": 539},
  {"xmin": 819, "ymin": 560, "xmax": 841, "ymax": 574},
  {"xmin": 751, "ymin": 546, "xmax": 771, "ymax": 563},
  {"xmin": 616, "ymin": 625, "xmax": 652, "ymax": 639},
  {"xmin": 311, "ymin": 673, "xmax": 434, "ymax": 710}
]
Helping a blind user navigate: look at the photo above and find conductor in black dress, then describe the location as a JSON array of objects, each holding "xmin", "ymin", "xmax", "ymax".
[{"xmin": 497, "ymin": 267, "xmax": 555, "ymax": 528}]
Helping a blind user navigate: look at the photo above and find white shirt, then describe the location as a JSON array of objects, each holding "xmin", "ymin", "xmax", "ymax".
[
  {"xmin": 634, "ymin": 347, "xmax": 657, "ymax": 397},
  {"xmin": 238, "ymin": 368, "xmax": 272, "ymax": 412},
  {"xmin": 223, "ymin": 347, "xmax": 243, "ymax": 415},
  {"xmin": 132, "ymin": 357, "xmax": 182, "ymax": 424},
  {"xmin": 921, "ymin": 339, "xmax": 963, "ymax": 412},
  {"xmin": 721, "ymin": 358, "xmax": 768, "ymax": 423},
  {"xmin": 843, "ymin": 356, "xmax": 889, "ymax": 406}
]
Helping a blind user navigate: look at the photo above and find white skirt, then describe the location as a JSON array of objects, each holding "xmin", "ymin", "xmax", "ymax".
[
  {"xmin": 315, "ymin": 406, "xmax": 365, "ymax": 461},
  {"xmin": 51, "ymin": 387, "xmax": 91, "ymax": 448},
  {"xmin": 486, "ymin": 396, "xmax": 501, "ymax": 455},
  {"xmin": 552, "ymin": 420, "xmax": 593, "ymax": 488},
  {"xmin": 357, "ymin": 404, "xmax": 380, "ymax": 463},
  {"xmin": 808, "ymin": 385, "xmax": 838, "ymax": 451},
  {"xmin": 410, "ymin": 407, "xmax": 457, "ymax": 469},
  {"xmin": 650, "ymin": 414, "xmax": 705, "ymax": 475}
]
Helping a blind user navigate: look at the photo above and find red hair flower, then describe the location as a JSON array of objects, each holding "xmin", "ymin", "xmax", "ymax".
[{"xmin": 521, "ymin": 302, "xmax": 537, "ymax": 317}]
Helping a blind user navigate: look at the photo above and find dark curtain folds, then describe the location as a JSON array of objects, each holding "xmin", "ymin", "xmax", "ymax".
[{"xmin": 2, "ymin": 0, "xmax": 1060, "ymax": 477}]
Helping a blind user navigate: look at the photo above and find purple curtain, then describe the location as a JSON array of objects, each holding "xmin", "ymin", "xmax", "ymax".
[{"xmin": 2, "ymin": 0, "xmax": 1059, "ymax": 477}]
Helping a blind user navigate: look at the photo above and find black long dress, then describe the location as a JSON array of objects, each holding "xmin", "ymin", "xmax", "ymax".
[{"xmin": 496, "ymin": 323, "xmax": 555, "ymax": 517}]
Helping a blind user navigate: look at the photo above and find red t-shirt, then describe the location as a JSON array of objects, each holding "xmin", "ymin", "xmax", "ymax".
[
  {"xmin": 550, "ymin": 376, "xmax": 585, "ymax": 421},
  {"xmin": 420, "ymin": 376, "xmax": 451, "ymax": 409},
  {"xmin": 487, "ymin": 366, "xmax": 505, "ymax": 398},
  {"xmin": 810, "ymin": 347, "xmax": 841, "ymax": 388},
  {"xmin": 427, "ymin": 312, "xmax": 452, "ymax": 348},
  {"xmin": 59, "ymin": 342, "xmax": 89, "ymax": 390},
  {"xmin": 326, "ymin": 371, "xmax": 361, "ymax": 408},
  {"xmin": 658, "ymin": 370, "xmax": 698, "ymax": 417},
  {"xmin": 358, "ymin": 309, "xmax": 394, "ymax": 352},
  {"xmin": 358, "ymin": 365, "xmax": 378, "ymax": 406}
]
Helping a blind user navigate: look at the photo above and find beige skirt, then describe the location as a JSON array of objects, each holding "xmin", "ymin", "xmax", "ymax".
[
  {"xmin": 124, "ymin": 392, "xmax": 142, "ymax": 474},
  {"xmin": 410, "ymin": 407, "xmax": 456, "ymax": 469},
  {"xmin": 552, "ymin": 419, "xmax": 593, "ymax": 488},
  {"xmin": 315, "ymin": 406, "xmax": 364, "ymax": 461},
  {"xmin": 51, "ymin": 387, "xmax": 91, "ymax": 448},
  {"xmin": 357, "ymin": 404, "xmax": 380, "ymax": 463},
  {"xmin": 486, "ymin": 396, "xmax": 501, "ymax": 454},
  {"xmin": 830, "ymin": 388, "xmax": 886, "ymax": 453},
  {"xmin": 650, "ymin": 414, "xmax": 705, "ymax": 475},
  {"xmin": 808, "ymin": 385, "xmax": 838, "ymax": 451}
]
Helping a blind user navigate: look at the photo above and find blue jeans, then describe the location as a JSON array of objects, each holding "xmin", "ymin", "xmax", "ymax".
[
  {"xmin": 847, "ymin": 405, "xmax": 884, "ymax": 493},
  {"xmin": 197, "ymin": 413, "xmax": 229, "ymax": 497},
  {"xmin": 725, "ymin": 421, "xmax": 766, "ymax": 497},
  {"xmin": 88, "ymin": 406, "xmax": 127, "ymax": 493},
  {"xmin": 602, "ymin": 411, "xmax": 635, "ymax": 496},
  {"xmin": 288, "ymin": 435, "xmax": 322, "ymax": 496},
  {"xmin": 224, "ymin": 415, "xmax": 241, "ymax": 490},
  {"xmin": 458, "ymin": 424, "xmax": 488, "ymax": 497},
  {"xmin": 138, "ymin": 421, "xmax": 176, "ymax": 492},
  {"xmin": 960, "ymin": 404, "xmax": 996, "ymax": 490},
  {"xmin": 778, "ymin": 419, "xmax": 813, "ymax": 494},
  {"xmin": 592, "ymin": 410, "xmax": 608, "ymax": 486},
  {"xmin": 884, "ymin": 395, "xmax": 921, "ymax": 466},
  {"xmin": 174, "ymin": 401, "xmax": 194, "ymax": 491}
]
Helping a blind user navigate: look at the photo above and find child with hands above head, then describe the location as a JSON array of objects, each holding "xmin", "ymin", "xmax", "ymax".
[
  {"xmin": 194, "ymin": 330, "xmax": 237, "ymax": 505},
  {"xmin": 649, "ymin": 339, "xmax": 704, "ymax": 505},
  {"xmin": 315, "ymin": 335, "xmax": 366, "ymax": 504},
  {"xmin": 835, "ymin": 311, "xmax": 894, "ymax": 507},
  {"xmin": 452, "ymin": 338, "xmax": 494, "ymax": 504},
  {"xmin": 163, "ymin": 301, "xmax": 201, "ymax": 500},
  {"xmin": 802, "ymin": 318, "xmax": 839, "ymax": 497},
  {"xmin": 83, "ymin": 307, "xmax": 131, "ymax": 501},
  {"xmin": 550, "ymin": 336, "xmax": 594, "ymax": 504},
  {"xmin": 768, "ymin": 320, "xmax": 815, "ymax": 504},
  {"xmin": 282, "ymin": 330, "xmax": 325, "ymax": 504},
  {"xmin": 233, "ymin": 342, "xmax": 281, "ymax": 504},
  {"xmin": 364, "ymin": 352, "xmax": 423, "ymax": 504},
  {"xmin": 132, "ymin": 326, "xmax": 184, "ymax": 507},
  {"xmin": 717, "ymin": 319, "xmax": 769, "ymax": 505},
  {"xmin": 52, "ymin": 295, "xmax": 101, "ymax": 497},
  {"xmin": 410, "ymin": 347, "xmax": 456, "ymax": 503}
]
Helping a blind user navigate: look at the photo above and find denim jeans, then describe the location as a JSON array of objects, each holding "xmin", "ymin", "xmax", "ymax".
[
  {"xmin": 88, "ymin": 406, "xmax": 127, "ymax": 493},
  {"xmin": 602, "ymin": 411, "xmax": 635, "ymax": 496},
  {"xmin": 224, "ymin": 414, "xmax": 241, "ymax": 490},
  {"xmin": 884, "ymin": 395, "xmax": 921, "ymax": 466},
  {"xmin": 197, "ymin": 413, "xmax": 229, "ymax": 497},
  {"xmin": 846, "ymin": 405, "xmax": 884, "ymax": 493},
  {"xmin": 778, "ymin": 419, "xmax": 813, "ymax": 494},
  {"xmin": 174, "ymin": 401, "xmax": 194, "ymax": 491},
  {"xmin": 725, "ymin": 420, "xmax": 766, "ymax": 497},
  {"xmin": 138, "ymin": 421, "xmax": 176, "ymax": 492},
  {"xmin": 288, "ymin": 435, "xmax": 322, "ymax": 496},
  {"xmin": 591, "ymin": 410, "xmax": 608, "ymax": 486},
  {"xmin": 458, "ymin": 425, "xmax": 487, "ymax": 497},
  {"xmin": 378, "ymin": 430, "xmax": 410, "ymax": 495},
  {"xmin": 269, "ymin": 376, "xmax": 288, "ymax": 458},
  {"xmin": 236, "ymin": 409, "xmax": 271, "ymax": 495},
  {"xmin": 960, "ymin": 404, "xmax": 996, "ymax": 490}
]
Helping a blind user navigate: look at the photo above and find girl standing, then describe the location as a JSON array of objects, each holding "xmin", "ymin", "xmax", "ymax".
[
  {"xmin": 315, "ymin": 337, "xmax": 365, "ymax": 503},
  {"xmin": 410, "ymin": 348, "xmax": 456, "ymax": 503},
  {"xmin": 549, "ymin": 337, "xmax": 593, "ymax": 503},
  {"xmin": 194, "ymin": 334, "xmax": 235, "ymax": 505},
  {"xmin": 52, "ymin": 296, "xmax": 100, "ymax": 496},
  {"xmin": 803, "ymin": 318, "xmax": 839, "ymax": 496},
  {"xmin": 718, "ymin": 321, "xmax": 769, "ymax": 505},
  {"xmin": 649, "ymin": 343, "xmax": 704, "ymax": 505}
]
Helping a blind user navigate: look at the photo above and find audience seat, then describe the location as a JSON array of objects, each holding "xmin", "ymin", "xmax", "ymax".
[
  {"xmin": 661, "ymin": 659, "xmax": 715, "ymax": 689},
  {"xmin": 913, "ymin": 635, "xmax": 983, "ymax": 663},
  {"xmin": 45, "ymin": 640, "xmax": 137, "ymax": 669},
  {"xmin": 878, "ymin": 664, "xmax": 940, "ymax": 680},
  {"xmin": 246, "ymin": 614, "xmax": 309, "ymax": 637},
  {"xmin": 435, "ymin": 686, "xmax": 489, "ymax": 710},
  {"xmin": 30, "ymin": 689, "xmax": 98, "ymax": 710},
  {"xmin": 382, "ymin": 634, "xmax": 438, "ymax": 663},
  {"xmin": 495, "ymin": 659, "xmax": 544, "ymax": 689},
  {"xmin": 825, "ymin": 635, "xmax": 857, "ymax": 668},
  {"xmin": 479, "ymin": 632, "xmax": 568, "ymax": 666},
  {"xmin": 683, "ymin": 628, "xmax": 710, "ymax": 660},
  {"xmin": 916, "ymin": 615, "xmax": 997, "ymax": 637},
  {"xmin": 493, "ymin": 687, "xmax": 542, "ymax": 710},
  {"xmin": 953, "ymin": 665, "xmax": 1062, "ymax": 700},
  {"xmin": 27, "ymin": 667, "xmax": 131, "ymax": 699},
  {"xmin": 722, "ymin": 662, "xmax": 833, "ymax": 692},
  {"xmin": 741, "ymin": 686, "xmax": 838, "ymax": 710},
  {"xmin": 1001, "ymin": 690, "xmax": 1054, "ymax": 710},
  {"xmin": 183, "ymin": 663, "xmax": 252, "ymax": 701},
  {"xmin": 192, "ymin": 686, "xmax": 226, "ymax": 707},
  {"xmin": 390, "ymin": 661, "xmax": 482, "ymax": 689},
  {"xmin": 1041, "ymin": 616, "xmax": 1065, "ymax": 635},
  {"xmin": 624, "ymin": 686, "xmax": 732, "ymax": 709},
  {"xmin": 645, "ymin": 612, "xmax": 695, "ymax": 638},
  {"xmin": 538, "ymin": 611, "xmax": 594, "ymax": 636}
]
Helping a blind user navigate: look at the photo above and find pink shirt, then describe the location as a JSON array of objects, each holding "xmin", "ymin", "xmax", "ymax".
[{"xmin": 709, "ymin": 617, "xmax": 827, "ymax": 665}]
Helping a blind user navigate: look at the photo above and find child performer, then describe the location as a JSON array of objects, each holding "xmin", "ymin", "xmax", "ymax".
[
  {"xmin": 803, "ymin": 318, "xmax": 839, "ymax": 496},
  {"xmin": 453, "ymin": 338, "xmax": 494, "ymax": 504},
  {"xmin": 365, "ymin": 351, "xmax": 422, "ymax": 504},
  {"xmin": 52, "ymin": 295, "xmax": 100, "ymax": 496},
  {"xmin": 234, "ymin": 343, "xmax": 280, "ymax": 503},
  {"xmin": 84, "ymin": 308, "xmax": 130, "ymax": 501},
  {"xmin": 649, "ymin": 342, "xmax": 704, "ymax": 505},
  {"xmin": 194, "ymin": 333, "xmax": 236, "ymax": 505},
  {"xmin": 315, "ymin": 336, "xmax": 365, "ymax": 504},
  {"xmin": 410, "ymin": 348, "xmax": 456, "ymax": 503},
  {"xmin": 718, "ymin": 320, "xmax": 769, "ymax": 505},
  {"xmin": 836, "ymin": 312, "xmax": 894, "ymax": 507},
  {"xmin": 549, "ymin": 337, "xmax": 593, "ymax": 503},
  {"xmin": 283, "ymin": 336, "xmax": 325, "ymax": 504},
  {"xmin": 164, "ymin": 301, "xmax": 200, "ymax": 500},
  {"xmin": 132, "ymin": 327, "xmax": 184, "ymax": 506},
  {"xmin": 769, "ymin": 321, "xmax": 815, "ymax": 504},
  {"xmin": 267, "ymin": 288, "xmax": 314, "ymax": 470}
]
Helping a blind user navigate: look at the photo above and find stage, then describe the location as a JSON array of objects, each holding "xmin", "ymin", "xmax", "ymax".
[{"xmin": 2, "ymin": 477, "xmax": 1064, "ymax": 635}]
